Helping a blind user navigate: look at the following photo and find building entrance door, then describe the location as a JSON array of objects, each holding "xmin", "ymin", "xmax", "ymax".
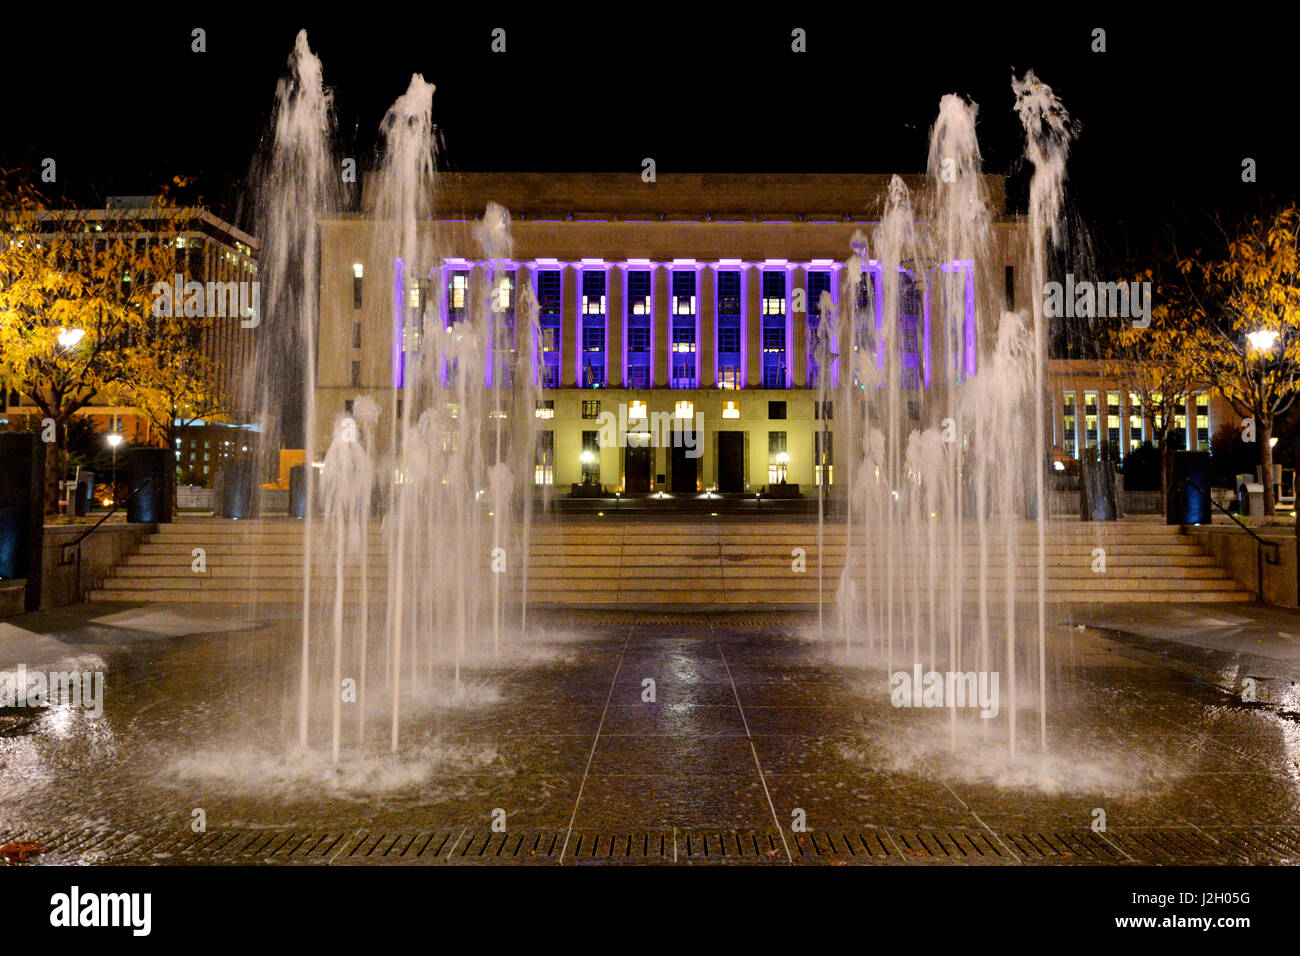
[
  {"xmin": 624, "ymin": 442, "xmax": 652, "ymax": 492},
  {"xmin": 670, "ymin": 441, "xmax": 697, "ymax": 493},
  {"xmin": 716, "ymin": 431, "xmax": 745, "ymax": 492}
]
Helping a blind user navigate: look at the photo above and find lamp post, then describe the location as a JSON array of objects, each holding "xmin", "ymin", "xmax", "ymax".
[
  {"xmin": 1247, "ymin": 329, "xmax": 1279, "ymax": 514},
  {"xmin": 107, "ymin": 432, "xmax": 122, "ymax": 506}
]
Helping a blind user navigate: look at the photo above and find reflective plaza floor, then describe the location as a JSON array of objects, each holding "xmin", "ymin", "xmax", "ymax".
[{"xmin": 2, "ymin": 602, "xmax": 1299, "ymax": 865}]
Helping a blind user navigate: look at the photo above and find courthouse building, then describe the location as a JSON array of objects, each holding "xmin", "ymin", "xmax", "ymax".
[{"xmin": 313, "ymin": 173, "xmax": 1231, "ymax": 494}]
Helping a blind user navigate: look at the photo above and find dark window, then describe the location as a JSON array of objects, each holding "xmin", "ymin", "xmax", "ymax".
[
  {"xmin": 350, "ymin": 360, "xmax": 361, "ymax": 388},
  {"xmin": 538, "ymin": 270, "xmax": 562, "ymax": 314},
  {"xmin": 1005, "ymin": 265, "xmax": 1015, "ymax": 310},
  {"xmin": 807, "ymin": 271, "xmax": 833, "ymax": 324},
  {"xmin": 344, "ymin": 399, "xmax": 354, "ymax": 414},
  {"xmin": 762, "ymin": 270, "xmax": 786, "ymax": 305},
  {"xmin": 353, "ymin": 275, "xmax": 363, "ymax": 309},
  {"xmin": 717, "ymin": 271, "xmax": 742, "ymax": 315},
  {"xmin": 718, "ymin": 328, "xmax": 741, "ymax": 353},
  {"xmin": 768, "ymin": 401, "xmax": 786, "ymax": 420},
  {"xmin": 628, "ymin": 328, "xmax": 650, "ymax": 352},
  {"xmin": 352, "ymin": 322, "xmax": 362, "ymax": 348},
  {"xmin": 814, "ymin": 401, "xmax": 833, "ymax": 420}
]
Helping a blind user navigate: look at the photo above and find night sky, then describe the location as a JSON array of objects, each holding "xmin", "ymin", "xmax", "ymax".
[{"xmin": 6, "ymin": 9, "xmax": 1295, "ymax": 260}]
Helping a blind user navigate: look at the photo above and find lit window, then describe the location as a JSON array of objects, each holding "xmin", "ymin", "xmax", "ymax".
[
  {"xmin": 1062, "ymin": 392, "xmax": 1077, "ymax": 459},
  {"xmin": 535, "ymin": 400, "xmax": 555, "ymax": 419},
  {"xmin": 768, "ymin": 431, "xmax": 788, "ymax": 484},
  {"xmin": 1128, "ymin": 392, "xmax": 1144, "ymax": 451},
  {"xmin": 675, "ymin": 401, "xmax": 694, "ymax": 420},
  {"xmin": 1084, "ymin": 391, "xmax": 1099, "ymax": 451},
  {"xmin": 533, "ymin": 429, "xmax": 553, "ymax": 486},
  {"xmin": 493, "ymin": 275, "xmax": 513, "ymax": 313},
  {"xmin": 722, "ymin": 401, "xmax": 740, "ymax": 419}
]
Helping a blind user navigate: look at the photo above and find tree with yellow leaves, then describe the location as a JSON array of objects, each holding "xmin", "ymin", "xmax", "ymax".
[
  {"xmin": 1178, "ymin": 205, "xmax": 1300, "ymax": 515},
  {"xmin": 0, "ymin": 177, "xmax": 226, "ymax": 515},
  {"xmin": 1101, "ymin": 264, "xmax": 1211, "ymax": 518}
]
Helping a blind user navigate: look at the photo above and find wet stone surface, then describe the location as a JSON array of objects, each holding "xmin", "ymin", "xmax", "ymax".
[{"xmin": 2, "ymin": 607, "xmax": 1299, "ymax": 864}]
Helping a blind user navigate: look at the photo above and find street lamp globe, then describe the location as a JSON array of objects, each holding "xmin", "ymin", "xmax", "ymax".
[{"xmin": 1247, "ymin": 329, "xmax": 1278, "ymax": 352}]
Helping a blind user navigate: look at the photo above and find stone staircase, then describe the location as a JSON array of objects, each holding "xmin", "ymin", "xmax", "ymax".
[{"xmin": 88, "ymin": 516, "xmax": 1253, "ymax": 608}]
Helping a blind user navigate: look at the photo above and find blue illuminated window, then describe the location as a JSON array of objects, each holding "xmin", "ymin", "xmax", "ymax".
[
  {"xmin": 807, "ymin": 270, "xmax": 832, "ymax": 388},
  {"xmin": 536, "ymin": 269, "xmax": 561, "ymax": 389},
  {"xmin": 761, "ymin": 271, "xmax": 787, "ymax": 389},
  {"xmin": 671, "ymin": 270, "xmax": 696, "ymax": 388},
  {"xmin": 581, "ymin": 271, "xmax": 606, "ymax": 388},
  {"xmin": 626, "ymin": 269, "xmax": 652, "ymax": 388}
]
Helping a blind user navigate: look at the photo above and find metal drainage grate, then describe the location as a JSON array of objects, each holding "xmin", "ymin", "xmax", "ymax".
[
  {"xmin": 995, "ymin": 831, "xmax": 1123, "ymax": 863},
  {"xmin": 5, "ymin": 825, "xmax": 1298, "ymax": 864}
]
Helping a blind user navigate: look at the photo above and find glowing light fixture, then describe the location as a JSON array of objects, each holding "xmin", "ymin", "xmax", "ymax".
[{"xmin": 1248, "ymin": 329, "xmax": 1278, "ymax": 352}]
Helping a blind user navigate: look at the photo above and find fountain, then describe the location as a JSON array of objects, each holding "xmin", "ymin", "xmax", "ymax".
[
  {"xmin": 244, "ymin": 33, "xmax": 547, "ymax": 763},
  {"xmin": 821, "ymin": 79, "xmax": 1075, "ymax": 767},
  {"xmin": 249, "ymin": 33, "xmax": 1077, "ymax": 772}
]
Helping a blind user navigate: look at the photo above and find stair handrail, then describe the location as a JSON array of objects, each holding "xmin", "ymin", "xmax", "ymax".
[
  {"xmin": 59, "ymin": 475, "xmax": 156, "ymax": 601},
  {"xmin": 1178, "ymin": 475, "xmax": 1281, "ymax": 601}
]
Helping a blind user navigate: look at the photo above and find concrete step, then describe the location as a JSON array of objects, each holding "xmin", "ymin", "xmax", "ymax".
[{"xmin": 91, "ymin": 518, "xmax": 1253, "ymax": 607}]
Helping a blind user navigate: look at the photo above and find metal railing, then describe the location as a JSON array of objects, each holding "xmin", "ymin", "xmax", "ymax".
[
  {"xmin": 59, "ymin": 476, "xmax": 155, "ymax": 601},
  {"xmin": 1179, "ymin": 476, "xmax": 1281, "ymax": 600}
]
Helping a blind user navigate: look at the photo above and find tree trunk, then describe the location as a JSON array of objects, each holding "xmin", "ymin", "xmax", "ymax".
[
  {"xmin": 1260, "ymin": 417, "xmax": 1276, "ymax": 516},
  {"xmin": 1161, "ymin": 437, "xmax": 1177, "ymax": 524},
  {"xmin": 43, "ymin": 436, "xmax": 63, "ymax": 518}
]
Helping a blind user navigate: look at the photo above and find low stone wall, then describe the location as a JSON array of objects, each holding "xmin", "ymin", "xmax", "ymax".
[
  {"xmin": 40, "ymin": 522, "xmax": 153, "ymax": 609},
  {"xmin": 0, "ymin": 581, "xmax": 24, "ymax": 618},
  {"xmin": 1184, "ymin": 525, "xmax": 1297, "ymax": 607},
  {"xmin": 176, "ymin": 486, "xmax": 289, "ymax": 515}
]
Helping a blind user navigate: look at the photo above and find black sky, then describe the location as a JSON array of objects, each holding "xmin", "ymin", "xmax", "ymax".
[{"xmin": 6, "ymin": 9, "xmax": 1296, "ymax": 258}]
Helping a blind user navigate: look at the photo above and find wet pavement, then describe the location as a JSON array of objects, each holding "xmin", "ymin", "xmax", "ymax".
[{"xmin": 2, "ymin": 602, "xmax": 1299, "ymax": 865}]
